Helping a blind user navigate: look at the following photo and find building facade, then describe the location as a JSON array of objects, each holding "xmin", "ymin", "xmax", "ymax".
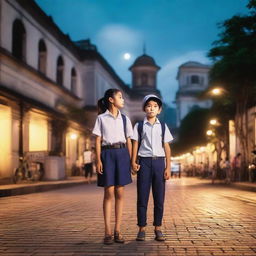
[
  {"xmin": 0, "ymin": 0, "xmax": 162, "ymax": 182},
  {"xmin": 175, "ymin": 61, "xmax": 212, "ymax": 127}
]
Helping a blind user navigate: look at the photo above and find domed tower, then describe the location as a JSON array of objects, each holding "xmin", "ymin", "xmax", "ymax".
[{"xmin": 129, "ymin": 52, "xmax": 161, "ymax": 97}]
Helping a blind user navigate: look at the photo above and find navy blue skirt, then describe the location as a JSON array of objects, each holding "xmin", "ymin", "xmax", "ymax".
[{"xmin": 97, "ymin": 147, "xmax": 132, "ymax": 187}]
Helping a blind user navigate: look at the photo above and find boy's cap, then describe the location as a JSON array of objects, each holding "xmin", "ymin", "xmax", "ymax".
[{"xmin": 142, "ymin": 94, "xmax": 162, "ymax": 109}]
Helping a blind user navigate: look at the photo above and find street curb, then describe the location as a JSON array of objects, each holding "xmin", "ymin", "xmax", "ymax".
[
  {"xmin": 0, "ymin": 180, "xmax": 96, "ymax": 197},
  {"xmin": 229, "ymin": 183, "xmax": 256, "ymax": 192},
  {"xmin": 202, "ymin": 179, "xmax": 256, "ymax": 192}
]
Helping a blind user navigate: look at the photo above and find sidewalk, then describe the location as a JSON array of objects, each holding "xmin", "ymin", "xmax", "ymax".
[
  {"xmin": 223, "ymin": 180, "xmax": 256, "ymax": 192},
  {"xmin": 0, "ymin": 176, "xmax": 96, "ymax": 197},
  {"xmin": 0, "ymin": 175, "xmax": 255, "ymax": 198},
  {"xmin": 0, "ymin": 177, "xmax": 255, "ymax": 256},
  {"xmin": 198, "ymin": 177, "xmax": 256, "ymax": 192}
]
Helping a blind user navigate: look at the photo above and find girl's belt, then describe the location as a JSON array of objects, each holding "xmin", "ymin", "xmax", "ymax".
[{"xmin": 101, "ymin": 143, "xmax": 126, "ymax": 150}]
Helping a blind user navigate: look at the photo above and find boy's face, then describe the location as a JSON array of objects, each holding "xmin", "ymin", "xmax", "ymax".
[{"xmin": 144, "ymin": 100, "xmax": 161, "ymax": 118}]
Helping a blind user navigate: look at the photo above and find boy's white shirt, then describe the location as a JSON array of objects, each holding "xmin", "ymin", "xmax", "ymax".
[
  {"xmin": 92, "ymin": 109, "xmax": 133, "ymax": 145},
  {"xmin": 131, "ymin": 117, "xmax": 173, "ymax": 157}
]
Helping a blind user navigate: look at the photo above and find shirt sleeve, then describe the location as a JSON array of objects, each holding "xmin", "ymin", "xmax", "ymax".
[
  {"xmin": 131, "ymin": 122, "xmax": 139, "ymax": 141},
  {"xmin": 164, "ymin": 124, "xmax": 174, "ymax": 143},
  {"xmin": 92, "ymin": 116, "xmax": 102, "ymax": 137},
  {"xmin": 126, "ymin": 116, "xmax": 133, "ymax": 138}
]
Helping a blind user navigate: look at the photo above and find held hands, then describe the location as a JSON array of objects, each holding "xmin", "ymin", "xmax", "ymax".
[
  {"xmin": 96, "ymin": 160, "xmax": 103, "ymax": 175},
  {"xmin": 164, "ymin": 168, "xmax": 170, "ymax": 180},
  {"xmin": 131, "ymin": 162, "xmax": 140, "ymax": 175}
]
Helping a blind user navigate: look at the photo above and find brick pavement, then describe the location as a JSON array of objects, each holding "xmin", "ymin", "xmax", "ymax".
[{"xmin": 0, "ymin": 178, "xmax": 255, "ymax": 256}]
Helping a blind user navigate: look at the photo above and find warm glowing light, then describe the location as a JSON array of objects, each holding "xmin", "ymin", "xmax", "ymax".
[
  {"xmin": 206, "ymin": 130, "xmax": 213, "ymax": 136},
  {"xmin": 200, "ymin": 146, "xmax": 206, "ymax": 152},
  {"xmin": 210, "ymin": 119, "xmax": 217, "ymax": 125},
  {"xmin": 123, "ymin": 53, "xmax": 131, "ymax": 60},
  {"xmin": 0, "ymin": 105, "xmax": 11, "ymax": 175},
  {"xmin": 29, "ymin": 113, "xmax": 48, "ymax": 151},
  {"xmin": 70, "ymin": 133, "xmax": 78, "ymax": 140},
  {"xmin": 211, "ymin": 88, "xmax": 222, "ymax": 95}
]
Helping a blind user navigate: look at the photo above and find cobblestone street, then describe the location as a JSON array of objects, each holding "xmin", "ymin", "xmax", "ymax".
[{"xmin": 0, "ymin": 178, "xmax": 256, "ymax": 256}]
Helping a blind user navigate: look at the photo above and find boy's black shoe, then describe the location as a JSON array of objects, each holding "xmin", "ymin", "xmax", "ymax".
[
  {"xmin": 136, "ymin": 230, "xmax": 145, "ymax": 241},
  {"xmin": 154, "ymin": 230, "xmax": 165, "ymax": 241}
]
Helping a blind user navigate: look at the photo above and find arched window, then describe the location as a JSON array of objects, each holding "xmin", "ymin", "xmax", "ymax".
[
  {"xmin": 141, "ymin": 73, "xmax": 148, "ymax": 86},
  {"xmin": 71, "ymin": 68, "xmax": 77, "ymax": 94},
  {"xmin": 191, "ymin": 75, "xmax": 199, "ymax": 84},
  {"xmin": 12, "ymin": 19, "xmax": 26, "ymax": 61},
  {"xmin": 38, "ymin": 39, "xmax": 47, "ymax": 74},
  {"xmin": 56, "ymin": 56, "xmax": 64, "ymax": 86}
]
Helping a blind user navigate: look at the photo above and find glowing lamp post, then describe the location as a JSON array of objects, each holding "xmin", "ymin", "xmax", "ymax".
[
  {"xmin": 70, "ymin": 133, "xmax": 78, "ymax": 140},
  {"xmin": 210, "ymin": 119, "xmax": 217, "ymax": 125},
  {"xmin": 206, "ymin": 129, "xmax": 214, "ymax": 136},
  {"xmin": 211, "ymin": 88, "xmax": 222, "ymax": 96}
]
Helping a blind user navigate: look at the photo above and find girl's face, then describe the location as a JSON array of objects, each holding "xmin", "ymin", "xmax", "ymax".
[
  {"xmin": 109, "ymin": 91, "xmax": 124, "ymax": 109},
  {"xmin": 144, "ymin": 100, "xmax": 161, "ymax": 118}
]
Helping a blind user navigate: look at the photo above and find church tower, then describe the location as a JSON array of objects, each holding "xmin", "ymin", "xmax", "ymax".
[{"xmin": 129, "ymin": 49, "xmax": 161, "ymax": 97}]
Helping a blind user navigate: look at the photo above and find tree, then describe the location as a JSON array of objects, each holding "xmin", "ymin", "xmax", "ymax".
[
  {"xmin": 172, "ymin": 108, "xmax": 210, "ymax": 155},
  {"xmin": 207, "ymin": 0, "xmax": 256, "ymax": 180}
]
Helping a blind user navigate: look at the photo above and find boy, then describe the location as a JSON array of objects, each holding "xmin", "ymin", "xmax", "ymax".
[{"xmin": 131, "ymin": 94, "xmax": 173, "ymax": 241}]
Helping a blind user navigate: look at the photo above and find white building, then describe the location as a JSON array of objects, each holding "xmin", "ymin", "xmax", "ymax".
[
  {"xmin": 0, "ymin": 0, "xmax": 162, "ymax": 183},
  {"xmin": 175, "ymin": 61, "xmax": 212, "ymax": 127},
  {"xmin": 0, "ymin": 0, "xmax": 90, "ymax": 182}
]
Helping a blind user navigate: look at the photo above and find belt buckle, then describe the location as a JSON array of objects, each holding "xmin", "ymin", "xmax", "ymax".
[{"xmin": 152, "ymin": 156, "xmax": 158, "ymax": 160}]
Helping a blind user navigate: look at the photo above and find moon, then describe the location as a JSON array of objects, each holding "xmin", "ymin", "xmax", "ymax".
[{"xmin": 123, "ymin": 53, "xmax": 131, "ymax": 60}]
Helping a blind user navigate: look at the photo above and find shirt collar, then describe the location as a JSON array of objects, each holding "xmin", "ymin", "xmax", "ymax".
[
  {"xmin": 143, "ymin": 117, "xmax": 160, "ymax": 125},
  {"xmin": 104, "ymin": 109, "xmax": 122, "ymax": 119}
]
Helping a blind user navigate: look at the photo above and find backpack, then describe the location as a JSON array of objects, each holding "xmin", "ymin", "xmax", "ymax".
[{"xmin": 137, "ymin": 120, "xmax": 165, "ymax": 148}]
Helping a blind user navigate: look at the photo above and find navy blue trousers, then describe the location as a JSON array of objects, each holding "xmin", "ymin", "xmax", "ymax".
[{"xmin": 137, "ymin": 157, "xmax": 166, "ymax": 227}]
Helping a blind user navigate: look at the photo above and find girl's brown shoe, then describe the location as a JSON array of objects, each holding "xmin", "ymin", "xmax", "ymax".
[
  {"xmin": 103, "ymin": 235, "xmax": 113, "ymax": 245},
  {"xmin": 114, "ymin": 231, "xmax": 125, "ymax": 243}
]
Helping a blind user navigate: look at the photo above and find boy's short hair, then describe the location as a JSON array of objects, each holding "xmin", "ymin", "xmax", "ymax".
[{"xmin": 142, "ymin": 94, "xmax": 162, "ymax": 111}]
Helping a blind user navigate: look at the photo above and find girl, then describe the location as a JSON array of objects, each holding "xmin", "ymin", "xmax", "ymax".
[{"xmin": 92, "ymin": 89, "xmax": 133, "ymax": 245}]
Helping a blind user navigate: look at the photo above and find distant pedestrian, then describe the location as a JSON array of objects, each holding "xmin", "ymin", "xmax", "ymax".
[
  {"xmin": 211, "ymin": 162, "xmax": 217, "ymax": 184},
  {"xmin": 220, "ymin": 158, "xmax": 226, "ymax": 180},
  {"xmin": 83, "ymin": 149, "xmax": 93, "ymax": 183},
  {"xmin": 232, "ymin": 153, "xmax": 241, "ymax": 181},
  {"xmin": 223, "ymin": 157, "xmax": 231, "ymax": 184}
]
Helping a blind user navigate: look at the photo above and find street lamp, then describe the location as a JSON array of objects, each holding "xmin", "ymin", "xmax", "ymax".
[
  {"xmin": 206, "ymin": 129, "xmax": 214, "ymax": 136},
  {"xmin": 210, "ymin": 119, "xmax": 217, "ymax": 125},
  {"xmin": 211, "ymin": 88, "xmax": 222, "ymax": 95},
  {"xmin": 70, "ymin": 133, "xmax": 78, "ymax": 140}
]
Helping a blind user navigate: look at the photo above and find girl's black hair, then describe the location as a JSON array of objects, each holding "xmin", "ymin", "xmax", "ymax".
[{"xmin": 97, "ymin": 88, "xmax": 121, "ymax": 114}]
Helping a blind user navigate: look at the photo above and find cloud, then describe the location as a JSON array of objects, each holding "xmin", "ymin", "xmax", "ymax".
[
  {"xmin": 95, "ymin": 24, "xmax": 143, "ymax": 83},
  {"xmin": 158, "ymin": 50, "xmax": 211, "ymax": 107},
  {"xmin": 96, "ymin": 24, "xmax": 142, "ymax": 49}
]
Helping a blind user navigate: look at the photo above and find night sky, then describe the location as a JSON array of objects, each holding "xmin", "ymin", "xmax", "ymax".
[{"xmin": 35, "ymin": 0, "xmax": 249, "ymax": 106}]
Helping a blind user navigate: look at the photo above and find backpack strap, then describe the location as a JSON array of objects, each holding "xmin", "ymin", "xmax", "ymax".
[
  {"xmin": 137, "ymin": 120, "xmax": 166, "ymax": 148},
  {"xmin": 137, "ymin": 121, "xmax": 144, "ymax": 149},
  {"xmin": 160, "ymin": 121, "xmax": 166, "ymax": 146},
  {"xmin": 121, "ymin": 114, "xmax": 127, "ymax": 139}
]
